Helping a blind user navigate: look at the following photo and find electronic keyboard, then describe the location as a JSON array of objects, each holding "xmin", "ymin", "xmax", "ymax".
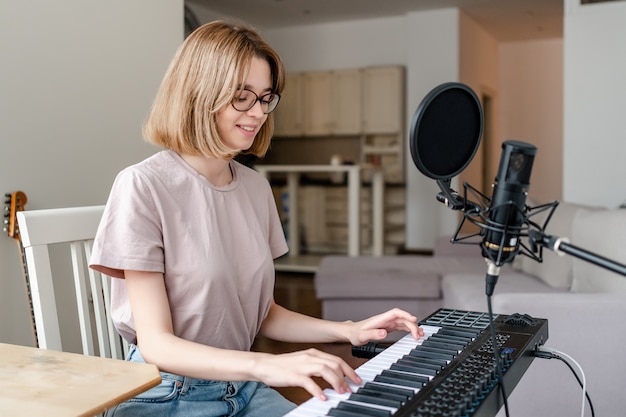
[{"xmin": 285, "ymin": 309, "xmax": 548, "ymax": 417}]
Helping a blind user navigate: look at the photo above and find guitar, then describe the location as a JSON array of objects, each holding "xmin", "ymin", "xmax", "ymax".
[{"xmin": 3, "ymin": 191, "xmax": 38, "ymax": 347}]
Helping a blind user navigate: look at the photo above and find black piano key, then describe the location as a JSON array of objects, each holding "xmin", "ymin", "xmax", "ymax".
[
  {"xmin": 418, "ymin": 344, "xmax": 459, "ymax": 356},
  {"xmin": 430, "ymin": 332, "xmax": 472, "ymax": 345},
  {"xmin": 327, "ymin": 408, "xmax": 370, "ymax": 417},
  {"xmin": 439, "ymin": 326, "xmax": 479, "ymax": 339},
  {"xmin": 351, "ymin": 386, "xmax": 409, "ymax": 408},
  {"xmin": 422, "ymin": 338, "xmax": 465, "ymax": 352},
  {"xmin": 399, "ymin": 354, "xmax": 446, "ymax": 369},
  {"xmin": 374, "ymin": 374, "xmax": 425, "ymax": 389},
  {"xmin": 381, "ymin": 369, "xmax": 430, "ymax": 383},
  {"xmin": 391, "ymin": 360, "xmax": 438, "ymax": 376},
  {"xmin": 349, "ymin": 392, "xmax": 403, "ymax": 409},
  {"xmin": 372, "ymin": 372, "xmax": 415, "ymax": 389},
  {"xmin": 329, "ymin": 402, "xmax": 392, "ymax": 417},
  {"xmin": 363, "ymin": 382, "xmax": 414, "ymax": 398},
  {"xmin": 409, "ymin": 347, "xmax": 454, "ymax": 361},
  {"xmin": 374, "ymin": 370, "xmax": 429, "ymax": 388}
]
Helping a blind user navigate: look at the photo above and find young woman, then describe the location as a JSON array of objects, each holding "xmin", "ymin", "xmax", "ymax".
[{"xmin": 90, "ymin": 20, "xmax": 423, "ymax": 417}]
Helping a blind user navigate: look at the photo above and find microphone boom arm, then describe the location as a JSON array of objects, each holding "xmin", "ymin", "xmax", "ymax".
[{"xmin": 529, "ymin": 229, "xmax": 626, "ymax": 277}]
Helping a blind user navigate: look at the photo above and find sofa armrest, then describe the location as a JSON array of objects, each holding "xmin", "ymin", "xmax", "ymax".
[{"xmin": 492, "ymin": 293, "xmax": 626, "ymax": 417}]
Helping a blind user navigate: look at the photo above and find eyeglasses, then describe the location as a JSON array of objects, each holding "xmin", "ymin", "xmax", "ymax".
[{"xmin": 231, "ymin": 89, "xmax": 281, "ymax": 114}]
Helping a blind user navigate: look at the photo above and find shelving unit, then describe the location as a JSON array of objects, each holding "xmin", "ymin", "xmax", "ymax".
[{"xmin": 255, "ymin": 164, "xmax": 384, "ymax": 272}]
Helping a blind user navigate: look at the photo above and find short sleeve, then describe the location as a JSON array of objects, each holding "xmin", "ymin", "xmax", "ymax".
[{"xmin": 89, "ymin": 168, "xmax": 165, "ymax": 278}]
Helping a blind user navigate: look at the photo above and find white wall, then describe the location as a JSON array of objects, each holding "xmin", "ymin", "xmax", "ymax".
[
  {"xmin": 0, "ymin": 0, "xmax": 183, "ymax": 345},
  {"xmin": 499, "ymin": 38, "xmax": 563, "ymax": 204},
  {"xmin": 263, "ymin": 16, "xmax": 406, "ymax": 72},
  {"xmin": 563, "ymin": 0, "xmax": 626, "ymax": 208}
]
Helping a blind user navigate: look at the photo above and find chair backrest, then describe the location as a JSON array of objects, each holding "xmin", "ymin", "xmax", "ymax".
[{"xmin": 17, "ymin": 206, "xmax": 127, "ymax": 359}]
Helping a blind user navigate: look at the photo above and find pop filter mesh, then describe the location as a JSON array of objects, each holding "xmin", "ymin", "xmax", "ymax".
[{"xmin": 411, "ymin": 84, "xmax": 482, "ymax": 179}]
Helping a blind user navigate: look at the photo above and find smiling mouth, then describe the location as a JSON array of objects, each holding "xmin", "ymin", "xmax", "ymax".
[{"xmin": 239, "ymin": 125, "xmax": 255, "ymax": 133}]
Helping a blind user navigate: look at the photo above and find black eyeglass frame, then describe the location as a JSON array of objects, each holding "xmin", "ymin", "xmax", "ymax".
[{"xmin": 231, "ymin": 89, "xmax": 281, "ymax": 114}]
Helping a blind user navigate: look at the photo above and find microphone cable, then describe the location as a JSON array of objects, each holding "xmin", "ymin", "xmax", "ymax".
[
  {"xmin": 533, "ymin": 346, "xmax": 595, "ymax": 417},
  {"xmin": 351, "ymin": 341, "xmax": 389, "ymax": 359},
  {"xmin": 486, "ymin": 292, "xmax": 511, "ymax": 417}
]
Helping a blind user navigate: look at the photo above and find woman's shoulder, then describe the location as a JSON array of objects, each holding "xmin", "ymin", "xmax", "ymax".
[
  {"xmin": 110, "ymin": 151, "xmax": 177, "ymax": 192},
  {"xmin": 117, "ymin": 150, "xmax": 177, "ymax": 178}
]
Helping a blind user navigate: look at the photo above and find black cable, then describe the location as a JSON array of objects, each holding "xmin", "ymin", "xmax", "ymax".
[
  {"xmin": 487, "ymin": 294, "xmax": 510, "ymax": 417},
  {"xmin": 533, "ymin": 350, "xmax": 595, "ymax": 417}
]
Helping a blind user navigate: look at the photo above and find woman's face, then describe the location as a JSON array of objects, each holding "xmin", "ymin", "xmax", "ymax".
[{"xmin": 217, "ymin": 57, "xmax": 272, "ymax": 152}]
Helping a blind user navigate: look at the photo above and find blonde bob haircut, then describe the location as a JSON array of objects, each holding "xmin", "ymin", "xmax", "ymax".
[{"xmin": 143, "ymin": 20, "xmax": 285, "ymax": 159}]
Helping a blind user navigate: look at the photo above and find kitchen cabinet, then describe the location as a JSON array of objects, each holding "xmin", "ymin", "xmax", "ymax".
[
  {"xmin": 274, "ymin": 66, "xmax": 403, "ymax": 138},
  {"xmin": 274, "ymin": 72, "xmax": 304, "ymax": 137},
  {"xmin": 331, "ymin": 69, "xmax": 362, "ymax": 135},
  {"xmin": 361, "ymin": 66, "xmax": 404, "ymax": 134},
  {"xmin": 301, "ymin": 69, "xmax": 363, "ymax": 136},
  {"xmin": 303, "ymin": 71, "xmax": 333, "ymax": 135}
]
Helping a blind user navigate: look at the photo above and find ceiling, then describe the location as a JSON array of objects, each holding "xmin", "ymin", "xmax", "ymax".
[{"xmin": 187, "ymin": 0, "xmax": 563, "ymax": 42}]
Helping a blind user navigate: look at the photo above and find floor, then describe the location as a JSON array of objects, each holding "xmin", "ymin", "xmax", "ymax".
[{"xmin": 251, "ymin": 271, "xmax": 367, "ymax": 405}]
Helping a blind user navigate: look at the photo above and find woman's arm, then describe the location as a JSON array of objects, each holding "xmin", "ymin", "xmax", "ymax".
[
  {"xmin": 124, "ymin": 270, "xmax": 357, "ymax": 400},
  {"xmin": 125, "ymin": 270, "xmax": 261, "ymax": 380},
  {"xmin": 259, "ymin": 299, "xmax": 424, "ymax": 346}
]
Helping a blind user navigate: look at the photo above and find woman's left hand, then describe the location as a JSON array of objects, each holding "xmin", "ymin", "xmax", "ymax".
[{"xmin": 347, "ymin": 308, "xmax": 424, "ymax": 346}]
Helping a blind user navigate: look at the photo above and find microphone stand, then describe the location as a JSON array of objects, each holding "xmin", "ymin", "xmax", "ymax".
[
  {"xmin": 482, "ymin": 260, "xmax": 511, "ymax": 417},
  {"xmin": 528, "ymin": 230, "xmax": 626, "ymax": 277}
]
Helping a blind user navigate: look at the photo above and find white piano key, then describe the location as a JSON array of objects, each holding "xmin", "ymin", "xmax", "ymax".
[{"xmin": 283, "ymin": 328, "xmax": 442, "ymax": 416}]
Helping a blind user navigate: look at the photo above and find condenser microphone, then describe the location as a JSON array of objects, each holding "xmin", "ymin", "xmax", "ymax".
[
  {"xmin": 409, "ymin": 84, "xmax": 539, "ymax": 417},
  {"xmin": 481, "ymin": 140, "xmax": 536, "ymax": 267}
]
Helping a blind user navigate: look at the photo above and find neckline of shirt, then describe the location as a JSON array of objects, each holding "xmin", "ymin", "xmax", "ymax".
[{"xmin": 166, "ymin": 150, "xmax": 241, "ymax": 192}]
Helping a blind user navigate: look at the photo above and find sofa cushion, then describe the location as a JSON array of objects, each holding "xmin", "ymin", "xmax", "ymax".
[
  {"xmin": 570, "ymin": 208, "xmax": 626, "ymax": 293},
  {"xmin": 315, "ymin": 255, "xmax": 489, "ymax": 300},
  {"xmin": 441, "ymin": 268, "xmax": 563, "ymax": 313},
  {"xmin": 315, "ymin": 256, "xmax": 441, "ymax": 299},
  {"xmin": 520, "ymin": 201, "xmax": 602, "ymax": 290}
]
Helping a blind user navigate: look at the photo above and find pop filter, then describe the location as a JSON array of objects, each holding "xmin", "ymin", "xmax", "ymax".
[{"xmin": 410, "ymin": 82, "xmax": 483, "ymax": 180}]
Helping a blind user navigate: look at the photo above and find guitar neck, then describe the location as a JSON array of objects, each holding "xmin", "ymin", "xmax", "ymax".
[
  {"xmin": 15, "ymin": 239, "xmax": 39, "ymax": 347},
  {"xmin": 3, "ymin": 191, "xmax": 38, "ymax": 348}
]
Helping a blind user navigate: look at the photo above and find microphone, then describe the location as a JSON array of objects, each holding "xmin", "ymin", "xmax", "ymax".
[
  {"xmin": 481, "ymin": 141, "xmax": 536, "ymax": 296},
  {"xmin": 481, "ymin": 140, "xmax": 536, "ymax": 269}
]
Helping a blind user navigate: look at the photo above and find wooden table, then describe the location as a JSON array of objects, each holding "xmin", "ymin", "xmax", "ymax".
[{"xmin": 0, "ymin": 343, "xmax": 161, "ymax": 416}]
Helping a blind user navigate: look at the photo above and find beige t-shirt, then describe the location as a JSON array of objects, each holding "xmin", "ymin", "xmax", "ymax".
[{"xmin": 90, "ymin": 150, "xmax": 288, "ymax": 351}]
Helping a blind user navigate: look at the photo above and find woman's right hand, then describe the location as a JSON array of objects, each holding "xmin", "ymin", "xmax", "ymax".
[{"xmin": 253, "ymin": 348, "xmax": 361, "ymax": 401}]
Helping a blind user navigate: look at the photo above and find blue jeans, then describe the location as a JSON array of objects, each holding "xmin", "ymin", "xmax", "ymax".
[{"xmin": 105, "ymin": 345, "xmax": 297, "ymax": 417}]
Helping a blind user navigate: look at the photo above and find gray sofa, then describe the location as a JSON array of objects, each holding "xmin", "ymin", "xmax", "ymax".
[{"xmin": 315, "ymin": 202, "xmax": 626, "ymax": 416}]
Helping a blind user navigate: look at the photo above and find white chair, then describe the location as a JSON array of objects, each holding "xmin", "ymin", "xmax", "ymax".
[{"xmin": 17, "ymin": 205, "xmax": 127, "ymax": 359}]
